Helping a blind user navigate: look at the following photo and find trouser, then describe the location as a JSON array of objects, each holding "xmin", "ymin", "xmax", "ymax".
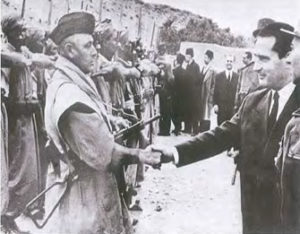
[
  {"xmin": 281, "ymin": 157, "xmax": 300, "ymax": 234},
  {"xmin": 240, "ymin": 173, "xmax": 281, "ymax": 234},
  {"xmin": 159, "ymin": 93, "xmax": 172, "ymax": 135}
]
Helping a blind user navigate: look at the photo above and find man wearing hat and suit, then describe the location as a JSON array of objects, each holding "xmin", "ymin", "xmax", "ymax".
[
  {"xmin": 45, "ymin": 12, "xmax": 161, "ymax": 234},
  {"xmin": 275, "ymin": 23, "xmax": 300, "ymax": 234},
  {"xmin": 184, "ymin": 47, "xmax": 202, "ymax": 134},
  {"xmin": 150, "ymin": 22, "xmax": 299, "ymax": 234},
  {"xmin": 199, "ymin": 50, "xmax": 215, "ymax": 132}
]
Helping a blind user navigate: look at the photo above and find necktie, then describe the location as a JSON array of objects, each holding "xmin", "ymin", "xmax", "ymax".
[
  {"xmin": 227, "ymin": 72, "xmax": 231, "ymax": 81},
  {"xmin": 268, "ymin": 91, "xmax": 279, "ymax": 133}
]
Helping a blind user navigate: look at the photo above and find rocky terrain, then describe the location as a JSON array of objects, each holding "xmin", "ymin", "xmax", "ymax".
[{"xmin": 2, "ymin": 0, "xmax": 245, "ymax": 49}]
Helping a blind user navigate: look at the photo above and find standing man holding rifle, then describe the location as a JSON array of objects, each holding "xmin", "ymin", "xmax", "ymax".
[{"xmin": 45, "ymin": 12, "xmax": 161, "ymax": 234}]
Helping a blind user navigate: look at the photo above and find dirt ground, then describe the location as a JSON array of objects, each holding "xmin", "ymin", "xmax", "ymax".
[
  {"xmin": 16, "ymin": 134, "xmax": 242, "ymax": 234},
  {"xmin": 131, "ymin": 135, "xmax": 242, "ymax": 234}
]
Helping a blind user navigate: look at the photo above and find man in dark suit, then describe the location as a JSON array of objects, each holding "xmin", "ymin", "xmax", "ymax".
[
  {"xmin": 213, "ymin": 55, "xmax": 239, "ymax": 125},
  {"xmin": 151, "ymin": 22, "xmax": 297, "ymax": 234},
  {"xmin": 172, "ymin": 53, "xmax": 186, "ymax": 135},
  {"xmin": 184, "ymin": 48, "xmax": 202, "ymax": 134}
]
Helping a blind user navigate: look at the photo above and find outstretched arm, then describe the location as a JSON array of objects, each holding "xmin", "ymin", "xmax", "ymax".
[
  {"xmin": 58, "ymin": 104, "xmax": 161, "ymax": 172},
  {"xmin": 150, "ymin": 103, "xmax": 243, "ymax": 167}
]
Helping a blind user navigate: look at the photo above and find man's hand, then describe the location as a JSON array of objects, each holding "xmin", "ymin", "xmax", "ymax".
[
  {"xmin": 138, "ymin": 149, "xmax": 162, "ymax": 169},
  {"xmin": 146, "ymin": 145, "xmax": 175, "ymax": 164},
  {"xmin": 110, "ymin": 116, "xmax": 130, "ymax": 131}
]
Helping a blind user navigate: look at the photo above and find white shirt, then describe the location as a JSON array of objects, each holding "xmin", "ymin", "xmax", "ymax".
[
  {"xmin": 269, "ymin": 82, "xmax": 295, "ymax": 120},
  {"xmin": 225, "ymin": 70, "xmax": 233, "ymax": 80}
]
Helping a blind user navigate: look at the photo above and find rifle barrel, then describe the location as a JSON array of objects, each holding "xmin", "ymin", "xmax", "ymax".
[{"xmin": 114, "ymin": 114, "xmax": 160, "ymax": 139}]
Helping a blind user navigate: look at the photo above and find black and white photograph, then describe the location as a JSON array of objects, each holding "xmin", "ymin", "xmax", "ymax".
[{"xmin": 1, "ymin": 0, "xmax": 300, "ymax": 233}]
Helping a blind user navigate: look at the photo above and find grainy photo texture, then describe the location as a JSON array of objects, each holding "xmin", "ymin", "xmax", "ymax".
[{"xmin": 1, "ymin": 0, "xmax": 300, "ymax": 233}]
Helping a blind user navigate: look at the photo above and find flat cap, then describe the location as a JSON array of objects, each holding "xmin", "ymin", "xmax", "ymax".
[
  {"xmin": 50, "ymin": 11, "xmax": 95, "ymax": 45},
  {"xmin": 205, "ymin": 50, "xmax": 214, "ymax": 60}
]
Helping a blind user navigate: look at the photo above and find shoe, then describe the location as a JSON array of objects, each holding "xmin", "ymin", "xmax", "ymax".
[
  {"xmin": 1, "ymin": 216, "xmax": 30, "ymax": 234},
  {"xmin": 129, "ymin": 200, "xmax": 143, "ymax": 211},
  {"xmin": 132, "ymin": 218, "xmax": 139, "ymax": 226}
]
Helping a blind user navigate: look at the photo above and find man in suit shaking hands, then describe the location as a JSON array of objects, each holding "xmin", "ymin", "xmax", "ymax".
[{"xmin": 151, "ymin": 22, "xmax": 298, "ymax": 234}]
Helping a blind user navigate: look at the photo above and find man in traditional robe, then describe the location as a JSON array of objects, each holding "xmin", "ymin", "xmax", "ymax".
[
  {"xmin": 45, "ymin": 12, "xmax": 160, "ymax": 234},
  {"xmin": 1, "ymin": 15, "xmax": 44, "ymax": 233}
]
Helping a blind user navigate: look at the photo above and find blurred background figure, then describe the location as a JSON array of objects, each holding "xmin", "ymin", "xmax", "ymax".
[
  {"xmin": 184, "ymin": 47, "xmax": 202, "ymax": 135},
  {"xmin": 199, "ymin": 49, "xmax": 216, "ymax": 132},
  {"xmin": 213, "ymin": 55, "xmax": 239, "ymax": 125},
  {"xmin": 234, "ymin": 51, "xmax": 259, "ymax": 112},
  {"xmin": 171, "ymin": 53, "xmax": 186, "ymax": 135}
]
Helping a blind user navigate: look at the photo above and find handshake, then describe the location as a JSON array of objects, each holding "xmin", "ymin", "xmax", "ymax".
[{"xmin": 139, "ymin": 145, "xmax": 177, "ymax": 169}]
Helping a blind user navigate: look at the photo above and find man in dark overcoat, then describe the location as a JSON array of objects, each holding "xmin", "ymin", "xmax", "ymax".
[{"xmin": 152, "ymin": 22, "xmax": 299, "ymax": 234}]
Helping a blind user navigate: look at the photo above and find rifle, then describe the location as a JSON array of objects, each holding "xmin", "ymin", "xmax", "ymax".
[
  {"xmin": 114, "ymin": 114, "xmax": 160, "ymax": 140},
  {"xmin": 24, "ymin": 172, "xmax": 78, "ymax": 228}
]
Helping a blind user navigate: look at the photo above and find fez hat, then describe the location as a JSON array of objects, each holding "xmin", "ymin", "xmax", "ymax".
[
  {"xmin": 280, "ymin": 21, "xmax": 300, "ymax": 39},
  {"xmin": 50, "ymin": 11, "xmax": 95, "ymax": 45},
  {"xmin": 176, "ymin": 53, "xmax": 185, "ymax": 64},
  {"xmin": 185, "ymin": 48, "xmax": 194, "ymax": 57},
  {"xmin": 205, "ymin": 50, "xmax": 214, "ymax": 60},
  {"xmin": 253, "ymin": 18, "xmax": 275, "ymax": 37}
]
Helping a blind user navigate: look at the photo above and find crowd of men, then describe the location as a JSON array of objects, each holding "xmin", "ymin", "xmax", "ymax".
[{"xmin": 0, "ymin": 9, "xmax": 300, "ymax": 234}]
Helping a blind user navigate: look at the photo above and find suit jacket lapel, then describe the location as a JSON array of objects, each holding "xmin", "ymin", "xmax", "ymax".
[
  {"xmin": 264, "ymin": 87, "xmax": 299, "ymax": 160},
  {"xmin": 253, "ymin": 89, "xmax": 271, "ymax": 136}
]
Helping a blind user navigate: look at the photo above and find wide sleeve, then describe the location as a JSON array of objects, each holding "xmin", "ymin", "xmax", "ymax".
[
  {"xmin": 175, "ymin": 100, "xmax": 244, "ymax": 167},
  {"xmin": 58, "ymin": 106, "xmax": 115, "ymax": 171},
  {"xmin": 58, "ymin": 104, "xmax": 144, "ymax": 171}
]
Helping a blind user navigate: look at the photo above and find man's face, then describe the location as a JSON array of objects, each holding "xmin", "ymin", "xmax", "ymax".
[
  {"xmin": 289, "ymin": 37, "xmax": 300, "ymax": 83},
  {"xmin": 67, "ymin": 34, "xmax": 97, "ymax": 74},
  {"xmin": 9, "ymin": 19, "xmax": 27, "ymax": 48},
  {"xmin": 253, "ymin": 36, "xmax": 292, "ymax": 90},
  {"xmin": 242, "ymin": 54, "xmax": 250, "ymax": 65},
  {"xmin": 204, "ymin": 54, "xmax": 211, "ymax": 65},
  {"xmin": 226, "ymin": 57, "xmax": 233, "ymax": 70},
  {"xmin": 185, "ymin": 54, "xmax": 192, "ymax": 63}
]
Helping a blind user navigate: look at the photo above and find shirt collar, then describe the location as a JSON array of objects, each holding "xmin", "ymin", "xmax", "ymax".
[{"xmin": 273, "ymin": 81, "xmax": 295, "ymax": 98}]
